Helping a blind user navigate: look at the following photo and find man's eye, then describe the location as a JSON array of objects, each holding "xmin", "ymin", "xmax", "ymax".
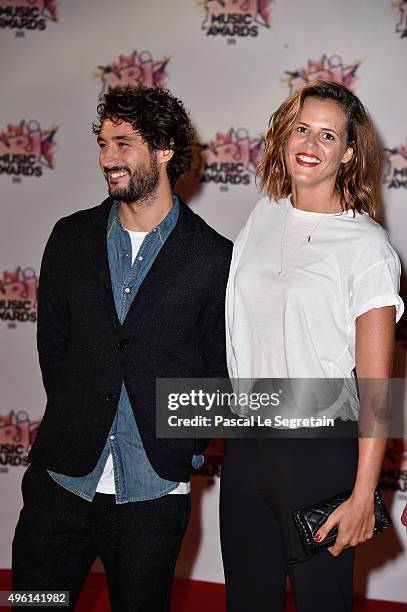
[
  {"xmin": 98, "ymin": 143, "xmax": 106, "ymax": 148},
  {"xmin": 118, "ymin": 142, "xmax": 128, "ymax": 147}
]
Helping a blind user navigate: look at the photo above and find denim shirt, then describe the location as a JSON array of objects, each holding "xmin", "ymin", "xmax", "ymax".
[{"xmin": 49, "ymin": 195, "xmax": 201, "ymax": 503}]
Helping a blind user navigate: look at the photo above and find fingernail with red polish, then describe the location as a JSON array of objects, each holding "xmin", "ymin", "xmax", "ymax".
[{"xmin": 314, "ymin": 533, "xmax": 322, "ymax": 542}]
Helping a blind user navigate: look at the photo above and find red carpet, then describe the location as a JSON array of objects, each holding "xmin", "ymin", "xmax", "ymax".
[{"xmin": 1, "ymin": 570, "xmax": 406, "ymax": 611}]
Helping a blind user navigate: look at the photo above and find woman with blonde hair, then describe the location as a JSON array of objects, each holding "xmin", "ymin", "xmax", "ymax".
[{"xmin": 221, "ymin": 80, "xmax": 404, "ymax": 611}]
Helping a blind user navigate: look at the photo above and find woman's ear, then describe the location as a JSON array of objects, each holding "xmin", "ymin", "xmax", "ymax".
[{"xmin": 341, "ymin": 145, "xmax": 353, "ymax": 164}]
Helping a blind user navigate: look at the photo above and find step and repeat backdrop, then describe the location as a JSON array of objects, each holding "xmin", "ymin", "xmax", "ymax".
[{"xmin": 1, "ymin": 0, "xmax": 407, "ymax": 604}]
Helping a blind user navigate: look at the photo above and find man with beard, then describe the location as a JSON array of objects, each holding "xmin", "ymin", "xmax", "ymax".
[{"xmin": 12, "ymin": 85, "xmax": 232, "ymax": 611}]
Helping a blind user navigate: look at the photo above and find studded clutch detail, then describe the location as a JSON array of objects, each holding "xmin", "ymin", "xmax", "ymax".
[{"xmin": 289, "ymin": 487, "xmax": 392, "ymax": 563}]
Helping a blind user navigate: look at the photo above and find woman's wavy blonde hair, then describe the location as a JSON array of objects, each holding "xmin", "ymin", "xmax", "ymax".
[{"xmin": 256, "ymin": 80, "xmax": 380, "ymax": 216}]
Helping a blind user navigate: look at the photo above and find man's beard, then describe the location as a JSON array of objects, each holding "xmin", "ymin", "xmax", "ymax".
[{"xmin": 105, "ymin": 154, "xmax": 160, "ymax": 205}]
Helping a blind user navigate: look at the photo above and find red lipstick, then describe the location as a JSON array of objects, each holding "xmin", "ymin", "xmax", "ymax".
[{"xmin": 295, "ymin": 152, "xmax": 321, "ymax": 168}]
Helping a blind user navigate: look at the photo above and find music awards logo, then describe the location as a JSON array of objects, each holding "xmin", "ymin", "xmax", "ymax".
[
  {"xmin": 283, "ymin": 54, "xmax": 360, "ymax": 95},
  {"xmin": 0, "ymin": 120, "xmax": 57, "ymax": 178},
  {"xmin": 0, "ymin": 0, "xmax": 59, "ymax": 32},
  {"xmin": 197, "ymin": 128, "xmax": 263, "ymax": 189},
  {"xmin": 394, "ymin": 0, "xmax": 407, "ymax": 38},
  {"xmin": 0, "ymin": 411, "xmax": 41, "ymax": 471},
  {"xmin": 199, "ymin": 0, "xmax": 273, "ymax": 38},
  {"xmin": 380, "ymin": 439, "xmax": 407, "ymax": 500},
  {"xmin": 95, "ymin": 50, "xmax": 169, "ymax": 96},
  {"xmin": 0, "ymin": 267, "xmax": 38, "ymax": 326},
  {"xmin": 383, "ymin": 144, "xmax": 407, "ymax": 189}
]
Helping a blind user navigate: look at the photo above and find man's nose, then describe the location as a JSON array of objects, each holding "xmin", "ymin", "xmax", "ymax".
[{"xmin": 100, "ymin": 145, "xmax": 118, "ymax": 165}]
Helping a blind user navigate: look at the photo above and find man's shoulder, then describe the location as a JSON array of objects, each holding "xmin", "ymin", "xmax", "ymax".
[
  {"xmin": 181, "ymin": 202, "xmax": 233, "ymax": 254},
  {"xmin": 51, "ymin": 198, "xmax": 111, "ymax": 236}
]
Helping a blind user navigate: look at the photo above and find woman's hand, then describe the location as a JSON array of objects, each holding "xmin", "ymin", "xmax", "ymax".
[{"xmin": 314, "ymin": 492, "xmax": 375, "ymax": 557}]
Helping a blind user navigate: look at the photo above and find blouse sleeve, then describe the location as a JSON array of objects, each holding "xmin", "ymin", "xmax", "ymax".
[{"xmin": 350, "ymin": 231, "xmax": 404, "ymax": 322}]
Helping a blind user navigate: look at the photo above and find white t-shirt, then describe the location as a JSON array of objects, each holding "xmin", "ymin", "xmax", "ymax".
[
  {"xmin": 97, "ymin": 229, "xmax": 190, "ymax": 495},
  {"xmin": 226, "ymin": 197, "xmax": 403, "ymax": 419}
]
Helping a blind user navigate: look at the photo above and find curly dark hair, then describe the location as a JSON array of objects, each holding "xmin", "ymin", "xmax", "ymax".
[{"xmin": 93, "ymin": 85, "xmax": 193, "ymax": 188}]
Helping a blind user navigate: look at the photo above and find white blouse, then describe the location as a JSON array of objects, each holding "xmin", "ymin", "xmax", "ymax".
[{"xmin": 226, "ymin": 197, "xmax": 404, "ymax": 421}]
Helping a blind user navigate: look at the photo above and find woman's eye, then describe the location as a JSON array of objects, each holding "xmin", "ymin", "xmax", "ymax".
[
  {"xmin": 296, "ymin": 126, "xmax": 307, "ymax": 133},
  {"xmin": 322, "ymin": 132, "xmax": 335, "ymax": 141}
]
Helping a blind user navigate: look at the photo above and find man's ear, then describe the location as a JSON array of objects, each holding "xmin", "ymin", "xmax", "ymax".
[
  {"xmin": 341, "ymin": 145, "xmax": 353, "ymax": 164},
  {"xmin": 157, "ymin": 148, "xmax": 174, "ymax": 165},
  {"xmin": 157, "ymin": 138, "xmax": 175, "ymax": 165}
]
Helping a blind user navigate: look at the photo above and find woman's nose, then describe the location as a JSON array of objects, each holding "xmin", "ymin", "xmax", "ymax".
[{"xmin": 303, "ymin": 131, "xmax": 320, "ymax": 150}]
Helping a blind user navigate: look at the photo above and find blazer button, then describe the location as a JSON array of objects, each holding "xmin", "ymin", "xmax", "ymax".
[
  {"xmin": 105, "ymin": 394, "xmax": 116, "ymax": 403},
  {"xmin": 117, "ymin": 340, "xmax": 128, "ymax": 350}
]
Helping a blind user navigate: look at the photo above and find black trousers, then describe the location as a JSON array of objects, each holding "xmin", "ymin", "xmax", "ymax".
[
  {"xmin": 12, "ymin": 464, "xmax": 190, "ymax": 612},
  {"xmin": 220, "ymin": 433, "xmax": 358, "ymax": 612}
]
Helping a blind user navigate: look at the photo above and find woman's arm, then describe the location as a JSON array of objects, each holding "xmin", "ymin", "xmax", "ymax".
[
  {"xmin": 353, "ymin": 304, "xmax": 395, "ymax": 495},
  {"xmin": 315, "ymin": 305, "xmax": 396, "ymax": 556}
]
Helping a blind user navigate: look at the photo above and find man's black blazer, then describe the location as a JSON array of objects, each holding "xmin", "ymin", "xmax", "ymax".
[{"xmin": 29, "ymin": 196, "xmax": 233, "ymax": 482}]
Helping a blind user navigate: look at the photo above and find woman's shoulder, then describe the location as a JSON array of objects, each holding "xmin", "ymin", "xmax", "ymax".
[
  {"xmin": 346, "ymin": 212, "xmax": 400, "ymax": 273},
  {"xmin": 345, "ymin": 211, "xmax": 392, "ymax": 247},
  {"xmin": 238, "ymin": 196, "xmax": 285, "ymax": 235},
  {"xmin": 231, "ymin": 196, "xmax": 281, "ymax": 258},
  {"xmin": 252, "ymin": 195, "xmax": 287, "ymax": 212},
  {"xmin": 248, "ymin": 195, "xmax": 288, "ymax": 223}
]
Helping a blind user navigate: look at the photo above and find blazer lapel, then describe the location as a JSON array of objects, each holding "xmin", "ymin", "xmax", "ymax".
[{"xmin": 121, "ymin": 200, "xmax": 193, "ymax": 329}]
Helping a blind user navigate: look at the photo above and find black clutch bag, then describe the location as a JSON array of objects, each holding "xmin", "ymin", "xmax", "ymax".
[{"xmin": 289, "ymin": 487, "xmax": 392, "ymax": 563}]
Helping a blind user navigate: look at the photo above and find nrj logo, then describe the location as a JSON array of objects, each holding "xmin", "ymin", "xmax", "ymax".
[
  {"xmin": 283, "ymin": 55, "xmax": 360, "ymax": 95},
  {"xmin": 198, "ymin": 128, "xmax": 263, "ymax": 186},
  {"xmin": 199, "ymin": 0, "xmax": 273, "ymax": 37},
  {"xmin": 0, "ymin": 120, "xmax": 57, "ymax": 178},
  {"xmin": 383, "ymin": 144, "xmax": 407, "ymax": 189},
  {"xmin": 0, "ymin": 267, "xmax": 38, "ymax": 325},
  {"xmin": 95, "ymin": 50, "xmax": 169, "ymax": 96},
  {"xmin": 0, "ymin": 0, "xmax": 59, "ymax": 31},
  {"xmin": 394, "ymin": 0, "xmax": 407, "ymax": 38},
  {"xmin": 0, "ymin": 411, "xmax": 41, "ymax": 470}
]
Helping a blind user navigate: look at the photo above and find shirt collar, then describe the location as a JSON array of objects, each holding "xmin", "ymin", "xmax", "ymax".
[{"xmin": 107, "ymin": 194, "xmax": 180, "ymax": 238}]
